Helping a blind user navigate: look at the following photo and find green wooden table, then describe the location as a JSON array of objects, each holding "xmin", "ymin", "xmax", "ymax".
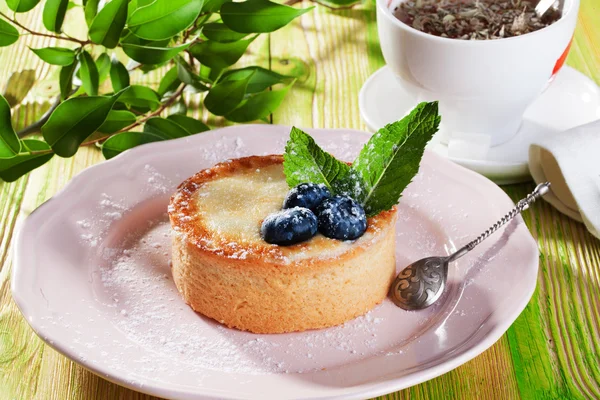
[{"xmin": 1, "ymin": 1, "xmax": 599, "ymax": 399}]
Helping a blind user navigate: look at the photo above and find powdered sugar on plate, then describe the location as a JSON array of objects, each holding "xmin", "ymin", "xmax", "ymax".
[{"xmin": 90, "ymin": 197, "xmax": 453, "ymax": 375}]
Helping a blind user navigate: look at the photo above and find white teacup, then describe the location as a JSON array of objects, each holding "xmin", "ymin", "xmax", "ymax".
[{"xmin": 377, "ymin": 0, "xmax": 580, "ymax": 146}]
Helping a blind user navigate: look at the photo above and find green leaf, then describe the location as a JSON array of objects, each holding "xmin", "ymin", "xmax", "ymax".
[
  {"xmin": 101, "ymin": 131, "xmax": 163, "ymax": 159},
  {"xmin": 43, "ymin": 0, "xmax": 69, "ymax": 33},
  {"xmin": 59, "ymin": 61, "xmax": 77, "ymax": 100},
  {"xmin": 157, "ymin": 66, "xmax": 180, "ymax": 96},
  {"xmin": 42, "ymin": 92, "xmax": 123, "ymax": 157},
  {"xmin": 30, "ymin": 47, "xmax": 75, "ymax": 66},
  {"xmin": 95, "ymin": 53, "xmax": 111, "ymax": 84},
  {"xmin": 0, "ymin": 17, "xmax": 20, "ymax": 47},
  {"xmin": 143, "ymin": 117, "xmax": 189, "ymax": 139},
  {"xmin": 221, "ymin": 0, "xmax": 313, "ymax": 33},
  {"xmin": 117, "ymin": 85, "xmax": 161, "ymax": 110},
  {"xmin": 225, "ymin": 80, "xmax": 293, "ymax": 122},
  {"xmin": 122, "ymin": 41, "xmax": 190, "ymax": 64},
  {"xmin": 0, "ymin": 140, "xmax": 54, "ymax": 182},
  {"xmin": 6, "ymin": 0, "xmax": 41, "ymax": 13},
  {"xmin": 168, "ymin": 99, "xmax": 187, "ymax": 115},
  {"xmin": 167, "ymin": 114, "xmax": 209, "ymax": 134},
  {"xmin": 3, "ymin": 70, "xmax": 35, "ymax": 107},
  {"xmin": 203, "ymin": 23, "xmax": 247, "ymax": 43},
  {"xmin": 222, "ymin": 66, "xmax": 289, "ymax": 93},
  {"xmin": 84, "ymin": 0, "xmax": 99, "ymax": 26},
  {"xmin": 89, "ymin": 0, "xmax": 128, "ymax": 48},
  {"xmin": 202, "ymin": 0, "xmax": 229, "ymax": 12},
  {"xmin": 127, "ymin": 0, "xmax": 203, "ymax": 41},
  {"xmin": 204, "ymin": 71, "xmax": 254, "ymax": 116},
  {"xmin": 198, "ymin": 64, "xmax": 216, "ymax": 83},
  {"xmin": 283, "ymin": 127, "xmax": 349, "ymax": 191},
  {"xmin": 98, "ymin": 109, "xmax": 136, "ymax": 133},
  {"xmin": 109, "ymin": 59, "xmax": 130, "ymax": 92},
  {"xmin": 0, "ymin": 94, "xmax": 21, "ymax": 158},
  {"xmin": 348, "ymin": 101, "xmax": 440, "ymax": 216},
  {"xmin": 78, "ymin": 51, "xmax": 99, "ymax": 96},
  {"xmin": 176, "ymin": 58, "xmax": 209, "ymax": 91},
  {"xmin": 189, "ymin": 36, "xmax": 256, "ymax": 70}
]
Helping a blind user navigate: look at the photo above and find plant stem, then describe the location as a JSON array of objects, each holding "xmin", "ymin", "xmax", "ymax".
[
  {"xmin": 28, "ymin": 85, "xmax": 187, "ymax": 156},
  {"xmin": 118, "ymin": 84, "xmax": 187, "ymax": 132},
  {"xmin": 80, "ymin": 84, "xmax": 188, "ymax": 147},
  {"xmin": 0, "ymin": 12, "xmax": 90, "ymax": 45}
]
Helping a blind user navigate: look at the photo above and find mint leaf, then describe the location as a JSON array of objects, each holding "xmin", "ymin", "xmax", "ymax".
[
  {"xmin": 283, "ymin": 127, "xmax": 350, "ymax": 190},
  {"xmin": 348, "ymin": 101, "xmax": 440, "ymax": 217}
]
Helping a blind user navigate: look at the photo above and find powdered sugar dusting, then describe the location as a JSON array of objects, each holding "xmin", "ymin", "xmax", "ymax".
[{"xmin": 88, "ymin": 195, "xmax": 453, "ymax": 376}]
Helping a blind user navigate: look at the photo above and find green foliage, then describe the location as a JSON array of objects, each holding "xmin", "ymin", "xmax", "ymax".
[
  {"xmin": 6, "ymin": 0, "xmax": 41, "ymax": 13},
  {"xmin": 127, "ymin": 0, "xmax": 203, "ymax": 41},
  {"xmin": 78, "ymin": 50, "xmax": 99, "ymax": 95},
  {"xmin": 202, "ymin": 23, "xmax": 247, "ymax": 43},
  {"xmin": 98, "ymin": 110, "xmax": 136, "ymax": 133},
  {"xmin": 0, "ymin": 94, "xmax": 22, "ymax": 158},
  {"xmin": 0, "ymin": 0, "xmax": 317, "ymax": 182},
  {"xmin": 0, "ymin": 140, "xmax": 54, "ymax": 182},
  {"xmin": 89, "ymin": 0, "xmax": 128, "ymax": 48},
  {"xmin": 42, "ymin": 92, "xmax": 123, "ymax": 157},
  {"xmin": 221, "ymin": 0, "xmax": 313, "ymax": 33},
  {"xmin": 143, "ymin": 117, "xmax": 190, "ymax": 139},
  {"xmin": 0, "ymin": 18, "xmax": 19, "ymax": 47},
  {"xmin": 42, "ymin": 0, "xmax": 68, "ymax": 33},
  {"xmin": 167, "ymin": 114, "xmax": 209, "ymax": 134},
  {"xmin": 30, "ymin": 47, "xmax": 76, "ymax": 66},
  {"xmin": 95, "ymin": 53, "xmax": 111, "ymax": 83},
  {"xmin": 109, "ymin": 59, "xmax": 130, "ymax": 92},
  {"xmin": 117, "ymin": 85, "xmax": 161, "ymax": 110},
  {"xmin": 101, "ymin": 130, "xmax": 163, "ymax": 159},
  {"xmin": 121, "ymin": 41, "xmax": 190, "ymax": 64},
  {"xmin": 59, "ymin": 61, "xmax": 77, "ymax": 100},
  {"xmin": 189, "ymin": 36, "xmax": 256, "ymax": 70}
]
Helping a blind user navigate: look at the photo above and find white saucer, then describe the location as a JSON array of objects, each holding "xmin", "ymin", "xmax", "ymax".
[{"xmin": 359, "ymin": 66, "xmax": 600, "ymax": 184}]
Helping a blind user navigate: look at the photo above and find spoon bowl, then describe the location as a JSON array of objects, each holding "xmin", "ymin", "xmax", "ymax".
[
  {"xmin": 390, "ymin": 182, "xmax": 551, "ymax": 311},
  {"xmin": 390, "ymin": 256, "xmax": 448, "ymax": 310}
]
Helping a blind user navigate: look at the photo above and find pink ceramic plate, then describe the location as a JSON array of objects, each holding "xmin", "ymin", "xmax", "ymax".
[{"xmin": 12, "ymin": 125, "xmax": 538, "ymax": 400}]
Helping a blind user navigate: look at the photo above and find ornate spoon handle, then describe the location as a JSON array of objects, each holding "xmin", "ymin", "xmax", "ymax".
[{"xmin": 447, "ymin": 182, "xmax": 551, "ymax": 263}]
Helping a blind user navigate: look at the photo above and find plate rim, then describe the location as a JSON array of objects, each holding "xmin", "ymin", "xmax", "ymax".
[{"xmin": 11, "ymin": 124, "xmax": 539, "ymax": 400}]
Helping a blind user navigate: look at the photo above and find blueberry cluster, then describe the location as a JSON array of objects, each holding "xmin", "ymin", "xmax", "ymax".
[{"xmin": 261, "ymin": 183, "xmax": 367, "ymax": 246}]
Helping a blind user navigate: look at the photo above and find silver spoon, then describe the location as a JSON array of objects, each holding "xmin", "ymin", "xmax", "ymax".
[{"xmin": 390, "ymin": 182, "xmax": 551, "ymax": 311}]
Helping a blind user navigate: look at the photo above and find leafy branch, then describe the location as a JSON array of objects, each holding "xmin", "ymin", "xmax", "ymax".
[
  {"xmin": 0, "ymin": 11, "xmax": 91, "ymax": 45},
  {"xmin": 0, "ymin": 0, "xmax": 316, "ymax": 182}
]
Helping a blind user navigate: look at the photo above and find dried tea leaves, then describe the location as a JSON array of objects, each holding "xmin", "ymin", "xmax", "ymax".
[{"xmin": 395, "ymin": 0, "xmax": 562, "ymax": 40}]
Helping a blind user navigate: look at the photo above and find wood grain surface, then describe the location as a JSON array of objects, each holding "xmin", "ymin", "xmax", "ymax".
[{"xmin": 1, "ymin": 0, "xmax": 599, "ymax": 399}]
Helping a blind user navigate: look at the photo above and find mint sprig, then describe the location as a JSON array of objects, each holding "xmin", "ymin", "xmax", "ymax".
[
  {"xmin": 349, "ymin": 101, "xmax": 440, "ymax": 216},
  {"xmin": 283, "ymin": 102, "xmax": 441, "ymax": 217},
  {"xmin": 283, "ymin": 127, "xmax": 350, "ymax": 190}
]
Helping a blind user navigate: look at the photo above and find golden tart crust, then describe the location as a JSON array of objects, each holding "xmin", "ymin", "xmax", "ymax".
[{"xmin": 169, "ymin": 155, "xmax": 397, "ymax": 333}]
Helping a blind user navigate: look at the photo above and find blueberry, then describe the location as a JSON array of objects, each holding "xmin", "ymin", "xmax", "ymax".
[
  {"xmin": 261, "ymin": 207, "xmax": 318, "ymax": 246},
  {"xmin": 283, "ymin": 183, "xmax": 331, "ymax": 211},
  {"xmin": 316, "ymin": 195, "xmax": 367, "ymax": 240}
]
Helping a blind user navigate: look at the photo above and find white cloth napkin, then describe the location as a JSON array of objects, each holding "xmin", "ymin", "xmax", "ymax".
[{"xmin": 529, "ymin": 120, "xmax": 600, "ymax": 240}]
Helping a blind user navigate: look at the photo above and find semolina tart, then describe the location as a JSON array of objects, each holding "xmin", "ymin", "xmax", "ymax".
[{"xmin": 169, "ymin": 155, "xmax": 397, "ymax": 334}]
